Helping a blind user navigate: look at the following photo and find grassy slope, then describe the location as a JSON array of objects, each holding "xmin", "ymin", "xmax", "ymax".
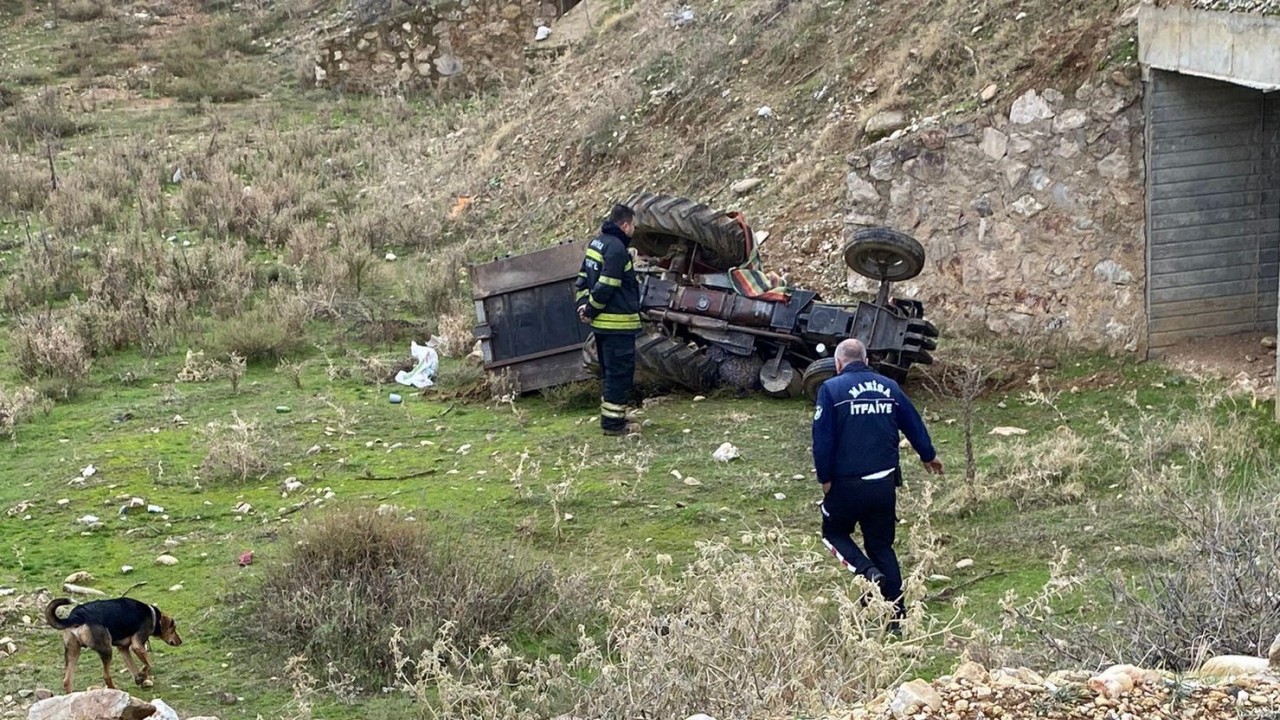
[
  {"xmin": 3, "ymin": 335, "xmax": 1277, "ymax": 718},
  {"xmin": 2, "ymin": 0, "xmax": 1275, "ymax": 718}
]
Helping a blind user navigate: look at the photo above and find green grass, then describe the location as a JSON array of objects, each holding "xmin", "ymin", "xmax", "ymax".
[{"xmin": 2, "ymin": 337, "xmax": 1276, "ymax": 717}]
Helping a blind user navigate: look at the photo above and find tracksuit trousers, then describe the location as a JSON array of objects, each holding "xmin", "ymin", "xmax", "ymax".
[{"xmin": 821, "ymin": 473, "xmax": 905, "ymax": 618}]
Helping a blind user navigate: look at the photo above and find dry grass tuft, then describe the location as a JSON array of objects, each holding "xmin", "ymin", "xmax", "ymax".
[
  {"xmin": 0, "ymin": 385, "xmax": 45, "ymax": 439},
  {"xmin": 198, "ymin": 412, "xmax": 278, "ymax": 483},
  {"xmin": 395, "ymin": 526, "xmax": 953, "ymax": 719},
  {"xmin": 240, "ymin": 508, "xmax": 589, "ymax": 690},
  {"xmin": 10, "ymin": 314, "xmax": 92, "ymax": 385}
]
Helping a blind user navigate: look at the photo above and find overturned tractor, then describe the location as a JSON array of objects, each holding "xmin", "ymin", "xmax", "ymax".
[{"xmin": 469, "ymin": 193, "xmax": 938, "ymax": 400}]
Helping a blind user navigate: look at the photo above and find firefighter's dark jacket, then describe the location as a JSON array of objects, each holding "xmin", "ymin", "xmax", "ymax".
[
  {"xmin": 812, "ymin": 361, "xmax": 936, "ymax": 484},
  {"xmin": 574, "ymin": 222, "xmax": 641, "ymax": 333}
]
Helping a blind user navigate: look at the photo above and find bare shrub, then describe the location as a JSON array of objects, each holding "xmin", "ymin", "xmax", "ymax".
[
  {"xmin": 3, "ymin": 89, "xmax": 83, "ymax": 144},
  {"xmin": 404, "ymin": 250, "xmax": 465, "ymax": 319},
  {"xmin": 952, "ymin": 426, "xmax": 1097, "ymax": 514},
  {"xmin": 44, "ymin": 156, "xmax": 134, "ymax": 231},
  {"xmin": 198, "ymin": 412, "xmax": 277, "ymax": 483},
  {"xmin": 0, "ymin": 385, "xmax": 44, "ymax": 438},
  {"xmin": 276, "ymin": 358, "xmax": 306, "ymax": 390},
  {"xmin": 176, "ymin": 349, "xmax": 225, "ymax": 383},
  {"xmin": 208, "ymin": 289, "xmax": 311, "ymax": 364},
  {"xmin": 435, "ymin": 312, "xmax": 475, "ymax": 358},
  {"xmin": 988, "ymin": 404, "xmax": 1280, "ymax": 672},
  {"xmin": 56, "ymin": 0, "xmax": 106, "ymax": 21},
  {"xmin": 240, "ymin": 508, "xmax": 589, "ymax": 690},
  {"xmin": 0, "ymin": 161, "xmax": 50, "ymax": 213},
  {"xmin": 396, "ymin": 529, "xmax": 951, "ymax": 720},
  {"xmin": 10, "ymin": 314, "xmax": 92, "ymax": 383}
]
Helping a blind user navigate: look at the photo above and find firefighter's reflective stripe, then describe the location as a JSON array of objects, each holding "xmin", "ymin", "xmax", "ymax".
[
  {"xmin": 585, "ymin": 249, "xmax": 606, "ymax": 264},
  {"xmin": 575, "ymin": 288, "xmax": 590, "ymax": 301},
  {"xmin": 600, "ymin": 400, "xmax": 627, "ymax": 419},
  {"xmin": 591, "ymin": 312, "xmax": 642, "ymax": 331},
  {"xmin": 588, "ymin": 296, "xmax": 607, "ymax": 310},
  {"xmin": 598, "ymin": 275, "xmax": 623, "ymax": 287}
]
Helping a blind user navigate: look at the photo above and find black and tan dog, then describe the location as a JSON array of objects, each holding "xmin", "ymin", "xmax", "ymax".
[{"xmin": 44, "ymin": 597, "xmax": 183, "ymax": 694}]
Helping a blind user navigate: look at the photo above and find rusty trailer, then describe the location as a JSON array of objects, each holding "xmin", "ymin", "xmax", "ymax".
[{"xmin": 469, "ymin": 241, "xmax": 593, "ymax": 393}]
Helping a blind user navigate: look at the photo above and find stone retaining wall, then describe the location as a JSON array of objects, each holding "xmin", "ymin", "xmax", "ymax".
[
  {"xmin": 314, "ymin": 0, "xmax": 559, "ymax": 94},
  {"xmin": 845, "ymin": 75, "xmax": 1147, "ymax": 352}
]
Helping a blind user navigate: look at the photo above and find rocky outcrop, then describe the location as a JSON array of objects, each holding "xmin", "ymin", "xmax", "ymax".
[
  {"xmin": 840, "ymin": 660, "xmax": 1280, "ymax": 720},
  {"xmin": 1190, "ymin": 0, "xmax": 1280, "ymax": 15},
  {"xmin": 27, "ymin": 691, "xmax": 156, "ymax": 720},
  {"xmin": 315, "ymin": 0, "xmax": 562, "ymax": 95},
  {"xmin": 23, "ymin": 690, "xmax": 216, "ymax": 720},
  {"xmin": 843, "ymin": 75, "xmax": 1146, "ymax": 352}
]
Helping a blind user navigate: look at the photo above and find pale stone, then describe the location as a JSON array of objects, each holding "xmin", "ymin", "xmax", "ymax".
[
  {"xmin": 980, "ymin": 127, "xmax": 1007, "ymax": 160},
  {"xmin": 953, "ymin": 661, "xmax": 990, "ymax": 684},
  {"xmin": 980, "ymin": 83, "xmax": 998, "ymax": 103},
  {"xmin": 27, "ymin": 690, "xmax": 155, "ymax": 720},
  {"xmin": 870, "ymin": 151, "xmax": 897, "ymax": 181},
  {"xmin": 434, "ymin": 54, "xmax": 463, "ymax": 76},
  {"xmin": 847, "ymin": 172, "xmax": 881, "ymax": 207},
  {"xmin": 1010, "ymin": 195, "xmax": 1045, "ymax": 217},
  {"xmin": 1002, "ymin": 160, "xmax": 1028, "ymax": 188},
  {"xmin": 155, "ymin": 554, "xmax": 178, "ymax": 566},
  {"xmin": 1052, "ymin": 108, "xmax": 1089, "ymax": 133},
  {"xmin": 1028, "ymin": 168, "xmax": 1052, "ymax": 192},
  {"xmin": 731, "ymin": 178, "xmax": 762, "ymax": 195},
  {"xmin": 1055, "ymin": 137, "xmax": 1081, "ymax": 159},
  {"xmin": 1007, "ymin": 133, "xmax": 1034, "ymax": 155},
  {"xmin": 1098, "ymin": 150, "xmax": 1130, "ymax": 180},
  {"xmin": 150, "ymin": 699, "xmax": 181, "ymax": 720},
  {"xmin": 890, "ymin": 679, "xmax": 942, "ymax": 718},
  {"xmin": 1094, "ymin": 260, "xmax": 1133, "ymax": 285},
  {"xmin": 1009, "ymin": 89, "xmax": 1054, "ymax": 124},
  {"xmin": 865, "ymin": 110, "xmax": 909, "ymax": 138}
]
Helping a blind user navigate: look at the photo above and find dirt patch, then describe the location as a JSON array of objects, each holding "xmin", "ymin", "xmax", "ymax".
[{"xmin": 1160, "ymin": 331, "xmax": 1278, "ymax": 400}]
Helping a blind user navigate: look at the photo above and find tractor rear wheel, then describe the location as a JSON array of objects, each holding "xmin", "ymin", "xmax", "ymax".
[
  {"xmin": 625, "ymin": 192, "xmax": 751, "ymax": 271},
  {"xmin": 635, "ymin": 332, "xmax": 719, "ymax": 392}
]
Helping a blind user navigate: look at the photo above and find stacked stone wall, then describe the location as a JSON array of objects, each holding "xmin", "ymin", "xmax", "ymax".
[{"xmin": 845, "ymin": 76, "xmax": 1147, "ymax": 352}]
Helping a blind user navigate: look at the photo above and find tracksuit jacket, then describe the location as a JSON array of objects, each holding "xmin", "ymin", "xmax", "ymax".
[
  {"xmin": 574, "ymin": 223, "xmax": 642, "ymax": 334},
  {"xmin": 812, "ymin": 361, "xmax": 936, "ymax": 484}
]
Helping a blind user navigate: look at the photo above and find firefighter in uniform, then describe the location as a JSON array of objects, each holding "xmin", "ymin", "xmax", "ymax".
[
  {"xmin": 812, "ymin": 338, "xmax": 943, "ymax": 622},
  {"xmin": 575, "ymin": 204, "xmax": 642, "ymax": 436}
]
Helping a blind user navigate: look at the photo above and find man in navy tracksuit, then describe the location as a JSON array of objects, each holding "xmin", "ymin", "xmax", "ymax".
[
  {"xmin": 575, "ymin": 204, "xmax": 642, "ymax": 436},
  {"xmin": 812, "ymin": 338, "xmax": 943, "ymax": 620}
]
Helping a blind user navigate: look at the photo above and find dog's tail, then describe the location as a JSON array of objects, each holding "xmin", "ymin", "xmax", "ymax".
[{"xmin": 44, "ymin": 598, "xmax": 76, "ymax": 630}]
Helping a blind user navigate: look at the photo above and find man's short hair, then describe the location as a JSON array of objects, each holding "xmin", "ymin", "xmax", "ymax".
[
  {"xmin": 608, "ymin": 204, "xmax": 635, "ymax": 225},
  {"xmin": 835, "ymin": 338, "xmax": 867, "ymax": 364}
]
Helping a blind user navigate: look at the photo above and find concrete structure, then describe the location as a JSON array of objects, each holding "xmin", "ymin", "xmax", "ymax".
[{"xmin": 1137, "ymin": 6, "xmax": 1280, "ymax": 415}]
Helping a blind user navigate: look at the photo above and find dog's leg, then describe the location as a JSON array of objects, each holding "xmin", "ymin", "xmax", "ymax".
[
  {"xmin": 131, "ymin": 640, "xmax": 154, "ymax": 682},
  {"xmin": 86, "ymin": 626, "xmax": 116, "ymax": 690},
  {"xmin": 96, "ymin": 648, "xmax": 116, "ymax": 690},
  {"xmin": 62, "ymin": 637, "xmax": 80, "ymax": 694},
  {"xmin": 119, "ymin": 646, "xmax": 150, "ymax": 687}
]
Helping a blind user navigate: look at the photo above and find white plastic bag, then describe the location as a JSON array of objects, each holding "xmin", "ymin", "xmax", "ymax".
[{"xmin": 394, "ymin": 341, "xmax": 439, "ymax": 388}]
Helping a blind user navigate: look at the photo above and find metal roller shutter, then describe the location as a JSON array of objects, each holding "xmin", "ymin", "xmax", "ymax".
[{"xmin": 1145, "ymin": 70, "xmax": 1280, "ymax": 351}]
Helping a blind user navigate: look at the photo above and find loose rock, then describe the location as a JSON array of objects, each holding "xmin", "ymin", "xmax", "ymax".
[
  {"xmin": 865, "ymin": 110, "xmax": 909, "ymax": 139},
  {"xmin": 1009, "ymin": 89, "xmax": 1054, "ymax": 124},
  {"xmin": 27, "ymin": 690, "xmax": 156, "ymax": 720}
]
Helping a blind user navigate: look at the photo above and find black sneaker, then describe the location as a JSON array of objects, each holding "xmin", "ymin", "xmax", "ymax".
[{"xmin": 866, "ymin": 567, "xmax": 886, "ymax": 585}]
